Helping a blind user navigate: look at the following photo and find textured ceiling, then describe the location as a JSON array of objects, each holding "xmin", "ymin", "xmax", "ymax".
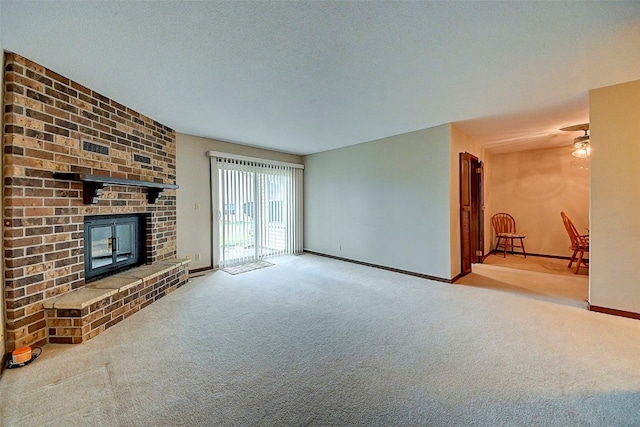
[{"xmin": 2, "ymin": 1, "xmax": 640, "ymax": 155}]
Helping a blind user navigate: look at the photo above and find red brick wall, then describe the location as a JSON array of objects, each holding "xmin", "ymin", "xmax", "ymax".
[{"xmin": 3, "ymin": 53, "xmax": 178, "ymax": 351}]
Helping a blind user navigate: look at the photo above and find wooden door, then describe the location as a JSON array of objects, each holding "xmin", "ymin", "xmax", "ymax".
[
  {"xmin": 460, "ymin": 153, "xmax": 473, "ymax": 275},
  {"xmin": 473, "ymin": 160, "xmax": 484, "ymax": 262},
  {"xmin": 460, "ymin": 153, "xmax": 484, "ymax": 276}
]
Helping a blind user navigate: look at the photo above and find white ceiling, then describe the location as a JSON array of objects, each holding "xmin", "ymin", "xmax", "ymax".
[{"xmin": 2, "ymin": 1, "xmax": 640, "ymax": 155}]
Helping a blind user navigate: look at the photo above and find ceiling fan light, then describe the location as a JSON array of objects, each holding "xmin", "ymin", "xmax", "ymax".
[
  {"xmin": 563, "ymin": 124, "xmax": 591, "ymax": 158},
  {"xmin": 571, "ymin": 143, "xmax": 590, "ymax": 158},
  {"xmin": 571, "ymin": 149, "xmax": 587, "ymax": 158}
]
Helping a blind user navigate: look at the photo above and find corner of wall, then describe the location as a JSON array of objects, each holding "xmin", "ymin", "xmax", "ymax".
[{"xmin": 589, "ymin": 79, "xmax": 640, "ymax": 313}]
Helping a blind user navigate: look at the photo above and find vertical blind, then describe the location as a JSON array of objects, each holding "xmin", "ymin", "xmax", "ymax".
[{"xmin": 209, "ymin": 152, "xmax": 303, "ymax": 268}]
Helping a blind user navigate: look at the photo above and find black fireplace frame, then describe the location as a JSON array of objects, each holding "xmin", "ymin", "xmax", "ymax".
[{"xmin": 84, "ymin": 214, "xmax": 147, "ymax": 281}]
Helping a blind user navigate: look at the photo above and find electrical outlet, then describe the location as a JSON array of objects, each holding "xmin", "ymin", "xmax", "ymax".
[
  {"xmin": 338, "ymin": 244, "xmax": 342, "ymax": 251},
  {"xmin": 195, "ymin": 253, "xmax": 201, "ymax": 261},
  {"xmin": 195, "ymin": 203, "xmax": 201, "ymax": 210}
]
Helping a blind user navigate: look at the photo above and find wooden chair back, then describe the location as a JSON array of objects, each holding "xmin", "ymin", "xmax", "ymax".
[
  {"xmin": 491, "ymin": 212, "xmax": 517, "ymax": 235},
  {"xmin": 561, "ymin": 211, "xmax": 588, "ymax": 249}
]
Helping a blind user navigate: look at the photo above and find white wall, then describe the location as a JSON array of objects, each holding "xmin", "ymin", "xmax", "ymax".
[
  {"xmin": 176, "ymin": 133, "xmax": 302, "ymax": 270},
  {"xmin": 449, "ymin": 124, "xmax": 486, "ymax": 278},
  {"xmin": 304, "ymin": 125, "xmax": 452, "ymax": 279},
  {"xmin": 488, "ymin": 146, "xmax": 590, "ymax": 257},
  {"xmin": 590, "ymin": 79, "xmax": 640, "ymax": 313}
]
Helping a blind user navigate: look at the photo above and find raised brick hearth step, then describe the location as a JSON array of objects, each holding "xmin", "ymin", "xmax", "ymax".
[{"xmin": 44, "ymin": 259, "xmax": 190, "ymax": 344}]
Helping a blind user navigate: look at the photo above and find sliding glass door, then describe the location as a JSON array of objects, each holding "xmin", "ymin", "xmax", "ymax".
[
  {"xmin": 211, "ymin": 154, "xmax": 303, "ymax": 268},
  {"xmin": 219, "ymin": 164, "xmax": 256, "ymax": 264}
]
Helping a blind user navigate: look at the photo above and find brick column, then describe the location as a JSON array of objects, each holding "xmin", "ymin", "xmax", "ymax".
[{"xmin": 3, "ymin": 53, "xmax": 178, "ymax": 351}]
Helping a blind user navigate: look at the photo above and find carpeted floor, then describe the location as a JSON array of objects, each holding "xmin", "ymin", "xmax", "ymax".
[
  {"xmin": 1, "ymin": 253, "xmax": 639, "ymax": 426},
  {"xmin": 456, "ymin": 254, "xmax": 589, "ymax": 309},
  {"xmin": 481, "ymin": 252, "xmax": 589, "ymax": 277}
]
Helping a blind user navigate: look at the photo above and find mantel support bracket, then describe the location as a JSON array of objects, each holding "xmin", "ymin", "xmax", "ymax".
[
  {"xmin": 83, "ymin": 181, "xmax": 106, "ymax": 204},
  {"xmin": 147, "ymin": 188, "xmax": 164, "ymax": 204}
]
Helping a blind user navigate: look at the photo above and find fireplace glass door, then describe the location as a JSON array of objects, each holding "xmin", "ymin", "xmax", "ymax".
[
  {"xmin": 85, "ymin": 215, "xmax": 145, "ymax": 280},
  {"xmin": 91, "ymin": 224, "xmax": 116, "ymax": 269},
  {"xmin": 115, "ymin": 222, "xmax": 135, "ymax": 262}
]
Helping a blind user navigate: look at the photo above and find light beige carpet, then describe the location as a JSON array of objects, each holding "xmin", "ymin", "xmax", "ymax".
[
  {"xmin": 1, "ymin": 254, "xmax": 639, "ymax": 426},
  {"xmin": 2, "ymin": 365, "xmax": 118, "ymax": 425},
  {"xmin": 456, "ymin": 255, "xmax": 589, "ymax": 309},
  {"xmin": 482, "ymin": 253, "xmax": 588, "ymax": 277}
]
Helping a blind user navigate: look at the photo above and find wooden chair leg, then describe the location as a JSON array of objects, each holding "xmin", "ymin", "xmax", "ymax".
[
  {"xmin": 568, "ymin": 251, "xmax": 577, "ymax": 268},
  {"xmin": 575, "ymin": 251, "xmax": 583, "ymax": 274}
]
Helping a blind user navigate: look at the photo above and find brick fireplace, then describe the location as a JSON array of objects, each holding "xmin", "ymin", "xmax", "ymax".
[{"xmin": 3, "ymin": 53, "xmax": 189, "ymax": 351}]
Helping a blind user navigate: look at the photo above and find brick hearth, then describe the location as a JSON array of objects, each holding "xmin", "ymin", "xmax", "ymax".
[
  {"xmin": 3, "ymin": 53, "xmax": 188, "ymax": 351},
  {"xmin": 44, "ymin": 259, "xmax": 189, "ymax": 344}
]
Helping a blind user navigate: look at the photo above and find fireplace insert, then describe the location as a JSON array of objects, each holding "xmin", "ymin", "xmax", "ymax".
[{"xmin": 84, "ymin": 214, "xmax": 147, "ymax": 281}]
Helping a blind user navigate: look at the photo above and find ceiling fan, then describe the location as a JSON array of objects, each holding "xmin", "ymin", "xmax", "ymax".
[{"xmin": 560, "ymin": 123, "xmax": 590, "ymax": 158}]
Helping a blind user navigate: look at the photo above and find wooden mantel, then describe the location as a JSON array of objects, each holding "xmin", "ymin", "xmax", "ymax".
[{"xmin": 53, "ymin": 172, "xmax": 179, "ymax": 204}]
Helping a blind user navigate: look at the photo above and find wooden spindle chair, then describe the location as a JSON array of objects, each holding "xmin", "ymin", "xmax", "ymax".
[
  {"xmin": 491, "ymin": 213, "xmax": 527, "ymax": 258},
  {"xmin": 560, "ymin": 211, "xmax": 589, "ymax": 274}
]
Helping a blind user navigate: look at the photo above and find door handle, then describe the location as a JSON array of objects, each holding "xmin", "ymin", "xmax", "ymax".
[{"xmin": 110, "ymin": 237, "xmax": 119, "ymax": 252}]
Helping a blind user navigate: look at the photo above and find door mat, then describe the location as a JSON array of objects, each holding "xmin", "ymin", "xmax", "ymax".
[{"xmin": 222, "ymin": 260, "xmax": 274, "ymax": 275}]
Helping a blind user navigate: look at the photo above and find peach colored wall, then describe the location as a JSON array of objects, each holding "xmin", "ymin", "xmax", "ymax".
[
  {"xmin": 484, "ymin": 152, "xmax": 495, "ymax": 256},
  {"xmin": 589, "ymin": 79, "xmax": 640, "ymax": 313},
  {"xmin": 488, "ymin": 146, "xmax": 589, "ymax": 257}
]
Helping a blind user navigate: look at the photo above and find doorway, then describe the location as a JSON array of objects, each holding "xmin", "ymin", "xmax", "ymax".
[
  {"xmin": 460, "ymin": 152, "xmax": 484, "ymax": 276},
  {"xmin": 210, "ymin": 154, "xmax": 304, "ymax": 268}
]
